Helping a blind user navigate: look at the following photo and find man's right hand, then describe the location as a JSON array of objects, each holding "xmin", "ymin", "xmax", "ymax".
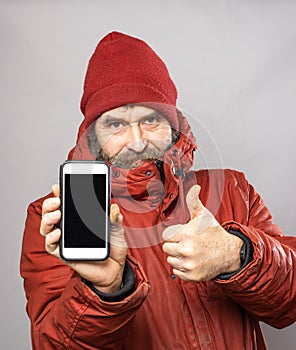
[{"xmin": 40, "ymin": 184, "xmax": 127, "ymax": 294}]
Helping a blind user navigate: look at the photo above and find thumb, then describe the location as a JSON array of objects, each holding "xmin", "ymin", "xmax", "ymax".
[
  {"xmin": 110, "ymin": 203, "xmax": 123, "ymax": 226},
  {"xmin": 186, "ymin": 185, "xmax": 203, "ymax": 219},
  {"xmin": 110, "ymin": 204, "xmax": 127, "ymax": 249},
  {"xmin": 186, "ymin": 185, "xmax": 219, "ymax": 233},
  {"xmin": 51, "ymin": 184, "xmax": 60, "ymax": 197}
]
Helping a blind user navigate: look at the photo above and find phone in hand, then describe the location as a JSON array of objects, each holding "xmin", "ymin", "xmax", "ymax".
[{"xmin": 59, "ymin": 161, "xmax": 110, "ymax": 260}]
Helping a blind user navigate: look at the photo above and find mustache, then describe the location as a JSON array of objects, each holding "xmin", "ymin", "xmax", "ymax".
[{"xmin": 106, "ymin": 148, "xmax": 166, "ymax": 168}]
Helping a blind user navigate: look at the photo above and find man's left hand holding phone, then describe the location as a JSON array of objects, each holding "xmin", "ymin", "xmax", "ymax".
[{"xmin": 40, "ymin": 161, "xmax": 127, "ymax": 294}]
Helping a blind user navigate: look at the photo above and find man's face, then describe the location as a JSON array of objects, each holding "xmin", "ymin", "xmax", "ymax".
[{"xmin": 94, "ymin": 105, "xmax": 173, "ymax": 168}]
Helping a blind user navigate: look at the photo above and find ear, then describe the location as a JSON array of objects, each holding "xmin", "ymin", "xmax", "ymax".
[{"xmin": 186, "ymin": 185, "xmax": 203, "ymax": 220}]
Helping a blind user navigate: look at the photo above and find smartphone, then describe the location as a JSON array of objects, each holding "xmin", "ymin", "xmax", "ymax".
[{"xmin": 59, "ymin": 161, "xmax": 110, "ymax": 260}]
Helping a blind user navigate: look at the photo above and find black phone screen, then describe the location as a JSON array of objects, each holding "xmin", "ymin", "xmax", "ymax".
[{"xmin": 64, "ymin": 174, "xmax": 107, "ymax": 248}]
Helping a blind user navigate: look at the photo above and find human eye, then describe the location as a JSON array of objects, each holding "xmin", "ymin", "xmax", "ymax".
[
  {"xmin": 142, "ymin": 115, "xmax": 160, "ymax": 126},
  {"xmin": 106, "ymin": 119, "xmax": 128, "ymax": 132},
  {"xmin": 110, "ymin": 121, "xmax": 123, "ymax": 129}
]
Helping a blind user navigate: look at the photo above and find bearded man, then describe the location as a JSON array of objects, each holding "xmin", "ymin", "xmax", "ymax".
[{"xmin": 21, "ymin": 32, "xmax": 296, "ymax": 350}]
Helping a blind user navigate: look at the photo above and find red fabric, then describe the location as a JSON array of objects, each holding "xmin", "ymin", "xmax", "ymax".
[
  {"xmin": 80, "ymin": 31, "xmax": 178, "ymax": 132},
  {"xmin": 20, "ymin": 111, "xmax": 296, "ymax": 349}
]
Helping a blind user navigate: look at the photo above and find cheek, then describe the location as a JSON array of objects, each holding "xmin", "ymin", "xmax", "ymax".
[
  {"xmin": 146, "ymin": 128, "xmax": 172, "ymax": 149},
  {"xmin": 100, "ymin": 136, "xmax": 127, "ymax": 158},
  {"xmin": 95, "ymin": 125, "xmax": 127, "ymax": 158}
]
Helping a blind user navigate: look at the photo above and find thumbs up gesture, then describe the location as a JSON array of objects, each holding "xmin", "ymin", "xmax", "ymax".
[{"xmin": 162, "ymin": 185, "xmax": 243, "ymax": 281}]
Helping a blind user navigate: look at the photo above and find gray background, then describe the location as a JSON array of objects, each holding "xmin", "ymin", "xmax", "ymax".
[{"xmin": 1, "ymin": 0, "xmax": 296, "ymax": 348}]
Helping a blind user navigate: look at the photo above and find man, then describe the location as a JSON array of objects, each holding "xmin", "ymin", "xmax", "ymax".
[{"xmin": 21, "ymin": 31, "xmax": 296, "ymax": 349}]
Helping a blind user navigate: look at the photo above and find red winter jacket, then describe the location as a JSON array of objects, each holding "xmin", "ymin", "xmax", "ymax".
[{"xmin": 20, "ymin": 112, "xmax": 296, "ymax": 349}]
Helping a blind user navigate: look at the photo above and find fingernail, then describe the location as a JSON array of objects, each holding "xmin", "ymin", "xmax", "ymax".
[{"xmin": 49, "ymin": 211, "xmax": 59, "ymax": 218}]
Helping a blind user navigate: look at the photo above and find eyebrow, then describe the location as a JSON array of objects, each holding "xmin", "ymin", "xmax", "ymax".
[
  {"xmin": 99, "ymin": 115, "xmax": 125, "ymax": 126},
  {"xmin": 143, "ymin": 111, "xmax": 163, "ymax": 119},
  {"xmin": 100, "ymin": 111, "xmax": 164, "ymax": 124}
]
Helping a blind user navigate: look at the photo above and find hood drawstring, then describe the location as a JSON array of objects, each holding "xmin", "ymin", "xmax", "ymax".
[
  {"xmin": 171, "ymin": 149, "xmax": 185, "ymax": 179},
  {"xmin": 155, "ymin": 159, "xmax": 165, "ymax": 185},
  {"xmin": 165, "ymin": 149, "xmax": 190, "ymax": 280},
  {"xmin": 171, "ymin": 149, "xmax": 190, "ymax": 223}
]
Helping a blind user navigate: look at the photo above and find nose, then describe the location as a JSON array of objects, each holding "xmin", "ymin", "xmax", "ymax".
[{"xmin": 126, "ymin": 123, "xmax": 147, "ymax": 153}]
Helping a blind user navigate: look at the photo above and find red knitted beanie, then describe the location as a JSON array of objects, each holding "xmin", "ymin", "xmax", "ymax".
[{"xmin": 80, "ymin": 31, "xmax": 178, "ymax": 130}]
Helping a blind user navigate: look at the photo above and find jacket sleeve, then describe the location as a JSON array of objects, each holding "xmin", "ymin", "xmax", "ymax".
[
  {"xmin": 20, "ymin": 196, "xmax": 149, "ymax": 350},
  {"xmin": 216, "ymin": 171, "xmax": 296, "ymax": 329}
]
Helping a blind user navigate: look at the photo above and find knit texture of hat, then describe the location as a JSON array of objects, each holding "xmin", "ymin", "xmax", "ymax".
[{"xmin": 80, "ymin": 31, "xmax": 178, "ymax": 130}]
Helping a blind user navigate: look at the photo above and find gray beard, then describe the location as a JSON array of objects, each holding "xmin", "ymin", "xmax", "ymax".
[{"xmin": 99, "ymin": 147, "xmax": 166, "ymax": 169}]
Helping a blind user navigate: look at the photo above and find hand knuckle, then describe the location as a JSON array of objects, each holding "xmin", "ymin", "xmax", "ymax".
[
  {"xmin": 43, "ymin": 215, "xmax": 52, "ymax": 226},
  {"xmin": 43, "ymin": 198, "xmax": 51, "ymax": 210},
  {"xmin": 182, "ymin": 259, "xmax": 192, "ymax": 270},
  {"xmin": 180, "ymin": 244, "xmax": 193, "ymax": 257}
]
